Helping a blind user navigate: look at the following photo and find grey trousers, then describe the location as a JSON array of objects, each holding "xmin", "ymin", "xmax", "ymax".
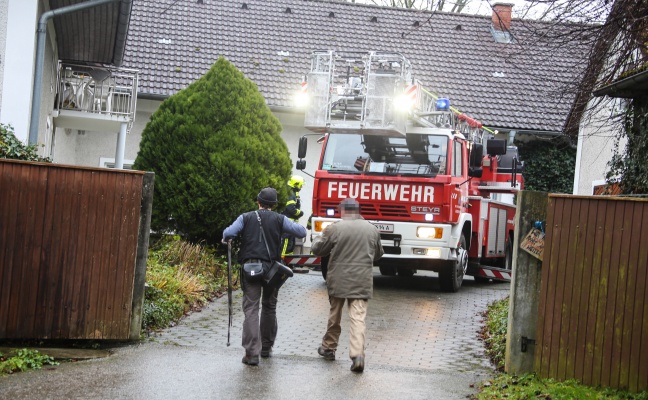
[{"xmin": 241, "ymin": 279, "xmax": 279, "ymax": 356}]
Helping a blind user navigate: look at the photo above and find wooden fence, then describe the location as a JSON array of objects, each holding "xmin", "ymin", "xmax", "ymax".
[
  {"xmin": 535, "ymin": 194, "xmax": 648, "ymax": 392},
  {"xmin": 0, "ymin": 159, "xmax": 153, "ymax": 340}
]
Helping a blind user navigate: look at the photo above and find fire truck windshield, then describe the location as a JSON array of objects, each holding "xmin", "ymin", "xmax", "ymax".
[{"xmin": 321, "ymin": 133, "xmax": 448, "ymax": 176}]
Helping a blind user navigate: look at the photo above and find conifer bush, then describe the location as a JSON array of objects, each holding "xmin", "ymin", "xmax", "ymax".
[{"xmin": 133, "ymin": 58, "xmax": 292, "ymax": 244}]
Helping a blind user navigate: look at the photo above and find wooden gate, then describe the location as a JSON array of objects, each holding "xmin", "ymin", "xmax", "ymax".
[
  {"xmin": 0, "ymin": 159, "xmax": 153, "ymax": 340},
  {"xmin": 535, "ymin": 194, "xmax": 648, "ymax": 392}
]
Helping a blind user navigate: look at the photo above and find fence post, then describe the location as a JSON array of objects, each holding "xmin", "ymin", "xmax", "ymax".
[
  {"xmin": 129, "ymin": 172, "xmax": 155, "ymax": 340},
  {"xmin": 505, "ymin": 190, "xmax": 548, "ymax": 374}
]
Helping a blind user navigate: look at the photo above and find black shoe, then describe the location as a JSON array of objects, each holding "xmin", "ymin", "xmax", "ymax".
[
  {"xmin": 260, "ymin": 347, "xmax": 272, "ymax": 358},
  {"xmin": 242, "ymin": 354, "xmax": 259, "ymax": 365},
  {"xmin": 317, "ymin": 346, "xmax": 335, "ymax": 361},
  {"xmin": 350, "ymin": 356, "xmax": 364, "ymax": 373}
]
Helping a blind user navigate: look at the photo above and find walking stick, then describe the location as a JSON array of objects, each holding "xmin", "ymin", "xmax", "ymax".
[{"xmin": 227, "ymin": 241, "xmax": 233, "ymax": 347}]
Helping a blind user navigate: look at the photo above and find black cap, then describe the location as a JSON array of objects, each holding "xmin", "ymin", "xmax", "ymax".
[
  {"xmin": 257, "ymin": 187, "xmax": 278, "ymax": 205},
  {"xmin": 338, "ymin": 198, "xmax": 360, "ymax": 211}
]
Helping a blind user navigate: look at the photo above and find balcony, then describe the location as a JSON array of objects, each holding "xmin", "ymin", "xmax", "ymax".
[{"xmin": 54, "ymin": 62, "xmax": 138, "ymax": 132}]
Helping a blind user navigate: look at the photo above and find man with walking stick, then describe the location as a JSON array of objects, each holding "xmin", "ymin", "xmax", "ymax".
[{"xmin": 222, "ymin": 187, "xmax": 306, "ymax": 366}]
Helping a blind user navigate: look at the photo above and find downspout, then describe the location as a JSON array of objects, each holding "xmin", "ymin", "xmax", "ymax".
[{"xmin": 28, "ymin": 0, "xmax": 121, "ymax": 145}]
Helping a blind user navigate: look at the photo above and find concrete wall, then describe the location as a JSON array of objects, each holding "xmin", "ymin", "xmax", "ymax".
[
  {"xmin": 573, "ymin": 97, "xmax": 626, "ymax": 195},
  {"xmin": 54, "ymin": 99, "xmax": 158, "ymax": 167},
  {"xmin": 505, "ymin": 190, "xmax": 548, "ymax": 375}
]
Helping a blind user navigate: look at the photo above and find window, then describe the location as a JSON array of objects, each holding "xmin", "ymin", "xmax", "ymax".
[
  {"xmin": 321, "ymin": 133, "xmax": 448, "ymax": 176},
  {"xmin": 452, "ymin": 140, "xmax": 463, "ymax": 177}
]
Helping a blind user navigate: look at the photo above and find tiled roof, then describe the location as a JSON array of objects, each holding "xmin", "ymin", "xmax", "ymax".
[{"xmin": 123, "ymin": 0, "xmax": 590, "ymax": 132}]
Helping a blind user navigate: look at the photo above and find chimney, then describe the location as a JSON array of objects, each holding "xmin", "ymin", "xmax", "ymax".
[{"xmin": 491, "ymin": 3, "xmax": 513, "ymax": 31}]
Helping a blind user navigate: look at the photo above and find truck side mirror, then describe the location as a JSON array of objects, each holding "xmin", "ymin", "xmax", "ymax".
[
  {"xmin": 296, "ymin": 159, "xmax": 306, "ymax": 170},
  {"xmin": 298, "ymin": 136, "xmax": 308, "ymax": 158},
  {"xmin": 470, "ymin": 143, "xmax": 483, "ymax": 168},
  {"xmin": 468, "ymin": 166, "xmax": 483, "ymax": 178},
  {"xmin": 486, "ymin": 139, "xmax": 507, "ymax": 156}
]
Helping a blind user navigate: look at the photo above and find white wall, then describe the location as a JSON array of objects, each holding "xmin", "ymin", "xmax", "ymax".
[
  {"xmin": 573, "ymin": 97, "xmax": 626, "ymax": 195},
  {"xmin": 0, "ymin": 0, "xmax": 38, "ymax": 143},
  {"xmin": 54, "ymin": 99, "xmax": 157, "ymax": 167},
  {"xmin": 0, "ymin": 0, "xmax": 10, "ymax": 106},
  {"xmin": 274, "ymin": 110, "xmax": 323, "ymax": 248}
]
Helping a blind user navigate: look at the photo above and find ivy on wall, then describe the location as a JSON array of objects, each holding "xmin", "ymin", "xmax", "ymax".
[
  {"xmin": 516, "ymin": 139, "xmax": 577, "ymax": 194},
  {"xmin": 0, "ymin": 124, "xmax": 51, "ymax": 162},
  {"xmin": 607, "ymin": 97, "xmax": 648, "ymax": 194}
]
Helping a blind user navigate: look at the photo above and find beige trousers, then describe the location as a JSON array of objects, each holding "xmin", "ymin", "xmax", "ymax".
[{"xmin": 322, "ymin": 297, "xmax": 368, "ymax": 359}]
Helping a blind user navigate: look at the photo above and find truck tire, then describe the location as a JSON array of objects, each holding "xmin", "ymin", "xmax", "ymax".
[
  {"xmin": 379, "ymin": 265, "xmax": 397, "ymax": 276},
  {"xmin": 397, "ymin": 267, "xmax": 415, "ymax": 277},
  {"xmin": 439, "ymin": 234, "xmax": 468, "ymax": 292}
]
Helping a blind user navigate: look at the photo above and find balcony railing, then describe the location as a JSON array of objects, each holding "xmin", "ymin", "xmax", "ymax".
[{"xmin": 56, "ymin": 62, "xmax": 138, "ymax": 125}]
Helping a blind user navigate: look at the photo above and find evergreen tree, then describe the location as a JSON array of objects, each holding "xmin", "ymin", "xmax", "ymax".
[{"xmin": 133, "ymin": 57, "xmax": 292, "ymax": 244}]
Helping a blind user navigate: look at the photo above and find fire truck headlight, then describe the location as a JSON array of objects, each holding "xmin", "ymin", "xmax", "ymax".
[
  {"xmin": 293, "ymin": 92, "xmax": 309, "ymax": 108},
  {"xmin": 326, "ymin": 208, "xmax": 335, "ymax": 216},
  {"xmin": 314, "ymin": 221, "xmax": 333, "ymax": 232},
  {"xmin": 417, "ymin": 227, "xmax": 443, "ymax": 239},
  {"xmin": 394, "ymin": 94, "xmax": 414, "ymax": 112}
]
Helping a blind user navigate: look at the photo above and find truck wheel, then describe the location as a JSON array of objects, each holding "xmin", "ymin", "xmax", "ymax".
[
  {"xmin": 397, "ymin": 267, "xmax": 415, "ymax": 277},
  {"xmin": 439, "ymin": 234, "xmax": 467, "ymax": 292},
  {"xmin": 379, "ymin": 265, "xmax": 397, "ymax": 276}
]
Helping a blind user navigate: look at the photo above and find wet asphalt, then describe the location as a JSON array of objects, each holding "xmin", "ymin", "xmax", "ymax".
[{"xmin": 0, "ymin": 270, "xmax": 509, "ymax": 400}]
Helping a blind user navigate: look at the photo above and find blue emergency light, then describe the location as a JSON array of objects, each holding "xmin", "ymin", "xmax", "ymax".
[{"xmin": 436, "ymin": 98, "xmax": 450, "ymax": 111}]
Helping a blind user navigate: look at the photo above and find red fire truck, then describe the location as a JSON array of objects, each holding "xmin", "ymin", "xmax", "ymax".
[{"xmin": 285, "ymin": 51, "xmax": 523, "ymax": 292}]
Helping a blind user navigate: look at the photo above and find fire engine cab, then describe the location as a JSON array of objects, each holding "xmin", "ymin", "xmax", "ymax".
[{"xmin": 288, "ymin": 51, "xmax": 523, "ymax": 292}]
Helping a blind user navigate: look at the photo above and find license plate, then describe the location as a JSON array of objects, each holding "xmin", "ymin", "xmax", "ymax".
[{"xmin": 373, "ymin": 223, "xmax": 394, "ymax": 233}]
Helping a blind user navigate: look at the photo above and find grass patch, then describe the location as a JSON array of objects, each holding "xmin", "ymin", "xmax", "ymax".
[
  {"xmin": 478, "ymin": 373, "xmax": 648, "ymax": 400},
  {"xmin": 480, "ymin": 296, "xmax": 509, "ymax": 371},
  {"xmin": 142, "ymin": 236, "xmax": 237, "ymax": 332},
  {"xmin": 476, "ymin": 297, "xmax": 648, "ymax": 399},
  {"xmin": 0, "ymin": 349, "xmax": 59, "ymax": 375}
]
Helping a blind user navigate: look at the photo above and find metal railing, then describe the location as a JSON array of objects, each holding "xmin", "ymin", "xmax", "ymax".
[{"xmin": 56, "ymin": 62, "xmax": 138, "ymax": 124}]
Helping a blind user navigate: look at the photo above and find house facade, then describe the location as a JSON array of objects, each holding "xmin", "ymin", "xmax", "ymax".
[
  {"xmin": 0, "ymin": 0, "xmax": 134, "ymax": 167},
  {"xmin": 4, "ymin": 1, "xmax": 598, "ymax": 233}
]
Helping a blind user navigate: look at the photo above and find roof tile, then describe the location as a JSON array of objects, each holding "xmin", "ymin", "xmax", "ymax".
[{"xmin": 123, "ymin": 0, "xmax": 590, "ymax": 132}]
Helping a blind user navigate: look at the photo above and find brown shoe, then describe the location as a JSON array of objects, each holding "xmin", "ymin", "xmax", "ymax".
[
  {"xmin": 350, "ymin": 356, "xmax": 364, "ymax": 372},
  {"xmin": 317, "ymin": 346, "xmax": 335, "ymax": 361},
  {"xmin": 242, "ymin": 354, "xmax": 259, "ymax": 365}
]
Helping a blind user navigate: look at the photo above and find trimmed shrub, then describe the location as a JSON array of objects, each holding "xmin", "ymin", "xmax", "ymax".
[{"xmin": 133, "ymin": 57, "xmax": 292, "ymax": 244}]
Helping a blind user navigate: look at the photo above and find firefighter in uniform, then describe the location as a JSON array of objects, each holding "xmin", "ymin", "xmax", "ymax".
[{"xmin": 281, "ymin": 175, "xmax": 305, "ymax": 255}]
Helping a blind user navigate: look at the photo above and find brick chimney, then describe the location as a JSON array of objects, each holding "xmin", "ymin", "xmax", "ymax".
[{"xmin": 491, "ymin": 3, "xmax": 513, "ymax": 31}]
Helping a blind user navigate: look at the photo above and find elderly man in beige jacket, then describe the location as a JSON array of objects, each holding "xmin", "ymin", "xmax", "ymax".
[{"xmin": 311, "ymin": 198, "xmax": 384, "ymax": 373}]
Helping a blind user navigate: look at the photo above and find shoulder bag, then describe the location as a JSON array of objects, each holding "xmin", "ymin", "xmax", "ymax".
[{"xmin": 254, "ymin": 211, "xmax": 294, "ymax": 289}]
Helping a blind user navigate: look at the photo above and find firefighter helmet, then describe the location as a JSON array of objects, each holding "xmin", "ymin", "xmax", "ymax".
[{"xmin": 288, "ymin": 175, "xmax": 305, "ymax": 190}]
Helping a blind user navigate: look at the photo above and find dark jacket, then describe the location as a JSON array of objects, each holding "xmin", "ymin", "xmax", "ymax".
[
  {"xmin": 282, "ymin": 189, "xmax": 304, "ymax": 221},
  {"xmin": 223, "ymin": 209, "xmax": 307, "ymax": 264}
]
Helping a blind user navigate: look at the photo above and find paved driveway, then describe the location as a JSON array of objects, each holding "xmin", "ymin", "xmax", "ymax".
[
  {"xmin": 157, "ymin": 270, "xmax": 510, "ymax": 371},
  {"xmin": 0, "ymin": 270, "xmax": 510, "ymax": 400}
]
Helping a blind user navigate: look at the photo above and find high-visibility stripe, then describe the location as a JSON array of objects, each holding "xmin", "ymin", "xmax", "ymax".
[
  {"xmin": 282, "ymin": 256, "xmax": 320, "ymax": 266},
  {"xmin": 475, "ymin": 267, "xmax": 512, "ymax": 281}
]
